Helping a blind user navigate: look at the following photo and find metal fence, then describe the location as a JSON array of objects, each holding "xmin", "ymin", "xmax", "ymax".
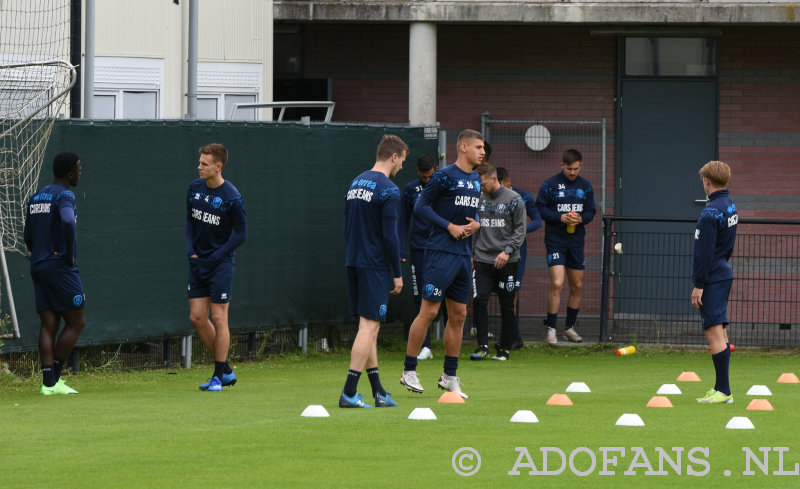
[
  {"xmin": 600, "ymin": 216, "xmax": 800, "ymax": 347},
  {"xmin": 475, "ymin": 114, "xmax": 607, "ymax": 339},
  {"xmin": 1, "ymin": 322, "xmax": 408, "ymax": 377}
]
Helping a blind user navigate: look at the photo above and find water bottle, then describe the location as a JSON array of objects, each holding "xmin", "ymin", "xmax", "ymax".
[
  {"xmin": 615, "ymin": 346, "xmax": 636, "ymax": 356},
  {"xmin": 566, "ymin": 211, "xmax": 577, "ymax": 234}
]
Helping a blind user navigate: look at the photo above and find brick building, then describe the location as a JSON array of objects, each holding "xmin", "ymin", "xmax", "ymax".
[
  {"xmin": 274, "ymin": 1, "xmax": 800, "ymax": 220},
  {"xmin": 274, "ymin": 1, "xmax": 800, "ymax": 335}
]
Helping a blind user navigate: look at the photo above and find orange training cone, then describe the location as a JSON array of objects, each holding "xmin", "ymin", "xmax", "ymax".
[
  {"xmin": 438, "ymin": 391, "xmax": 466, "ymax": 403},
  {"xmin": 677, "ymin": 371, "xmax": 702, "ymax": 382},
  {"xmin": 746, "ymin": 399, "xmax": 774, "ymax": 411},
  {"xmin": 646, "ymin": 396, "xmax": 673, "ymax": 408},
  {"xmin": 777, "ymin": 373, "xmax": 800, "ymax": 384},
  {"xmin": 546, "ymin": 394, "xmax": 573, "ymax": 406}
]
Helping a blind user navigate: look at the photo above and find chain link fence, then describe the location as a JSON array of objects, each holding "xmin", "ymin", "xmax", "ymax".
[
  {"xmin": 476, "ymin": 115, "xmax": 607, "ymax": 340},
  {"xmin": 601, "ymin": 217, "xmax": 800, "ymax": 347},
  {"xmin": 1, "ymin": 322, "xmax": 409, "ymax": 377}
]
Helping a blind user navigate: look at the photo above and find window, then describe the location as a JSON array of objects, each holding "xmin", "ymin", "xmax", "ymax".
[
  {"xmin": 197, "ymin": 97, "xmax": 218, "ymax": 120},
  {"xmin": 196, "ymin": 94, "xmax": 257, "ymax": 121},
  {"xmin": 93, "ymin": 57, "xmax": 163, "ymax": 119},
  {"xmin": 93, "ymin": 94, "xmax": 116, "ymax": 119},
  {"xmin": 625, "ymin": 38, "xmax": 717, "ymax": 76},
  {"xmin": 93, "ymin": 90, "xmax": 158, "ymax": 119},
  {"xmin": 225, "ymin": 94, "xmax": 256, "ymax": 121},
  {"xmin": 198, "ymin": 62, "xmax": 261, "ymax": 120}
]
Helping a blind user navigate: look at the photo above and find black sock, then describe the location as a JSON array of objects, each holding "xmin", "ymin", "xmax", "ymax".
[
  {"xmin": 42, "ymin": 365, "xmax": 56, "ymax": 387},
  {"xmin": 547, "ymin": 313, "xmax": 557, "ymax": 330},
  {"xmin": 213, "ymin": 361, "xmax": 226, "ymax": 381},
  {"xmin": 566, "ymin": 307, "xmax": 579, "ymax": 329},
  {"xmin": 712, "ymin": 345, "xmax": 731, "ymax": 396},
  {"xmin": 223, "ymin": 361, "xmax": 233, "ymax": 375},
  {"xmin": 343, "ymin": 369, "xmax": 361, "ymax": 397},
  {"xmin": 53, "ymin": 358, "xmax": 65, "ymax": 381},
  {"xmin": 443, "ymin": 355, "xmax": 458, "ymax": 376},
  {"xmin": 366, "ymin": 367, "xmax": 386, "ymax": 398},
  {"xmin": 404, "ymin": 354, "xmax": 418, "ymax": 372}
]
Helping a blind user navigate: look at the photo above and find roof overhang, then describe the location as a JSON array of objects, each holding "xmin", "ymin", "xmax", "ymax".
[{"xmin": 274, "ymin": 1, "xmax": 800, "ymax": 25}]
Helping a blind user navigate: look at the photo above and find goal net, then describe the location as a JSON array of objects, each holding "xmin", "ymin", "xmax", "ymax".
[
  {"xmin": 2, "ymin": 0, "xmax": 75, "ymax": 255},
  {"xmin": 1, "ymin": 1, "xmax": 75, "ymax": 337}
]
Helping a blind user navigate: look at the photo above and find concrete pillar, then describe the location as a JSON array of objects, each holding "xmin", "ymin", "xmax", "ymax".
[
  {"xmin": 83, "ymin": 0, "xmax": 96, "ymax": 118},
  {"xmin": 408, "ymin": 22, "xmax": 437, "ymax": 126}
]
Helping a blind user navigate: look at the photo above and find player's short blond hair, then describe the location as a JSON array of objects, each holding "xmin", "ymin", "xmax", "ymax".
[{"xmin": 699, "ymin": 160, "xmax": 731, "ymax": 187}]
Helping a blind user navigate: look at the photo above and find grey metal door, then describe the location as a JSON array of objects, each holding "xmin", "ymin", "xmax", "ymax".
[{"xmin": 615, "ymin": 79, "xmax": 718, "ymax": 317}]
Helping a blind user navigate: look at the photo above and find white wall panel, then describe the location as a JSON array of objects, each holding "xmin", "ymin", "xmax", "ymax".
[{"xmin": 89, "ymin": 0, "xmax": 271, "ymax": 119}]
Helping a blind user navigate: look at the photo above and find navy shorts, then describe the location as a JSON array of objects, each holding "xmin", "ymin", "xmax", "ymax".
[
  {"xmin": 546, "ymin": 245, "xmax": 585, "ymax": 270},
  {"xmin": 347, "ymin": 266, "xmax": 391, "ymax": 322},
  {"xmin": 188, "ymin": 259, "xmax": 234, "ymax": 303},
  {"xmin": 700, "ymin": 279, "xmax": 732, "ymax": 330},
  {"xmin": 421, "ymin": 249, "xmax": 472, "ymax": 304},
  {"xmin": 31, "ymin": 260, "xmax": 86, "ymax": 313}
]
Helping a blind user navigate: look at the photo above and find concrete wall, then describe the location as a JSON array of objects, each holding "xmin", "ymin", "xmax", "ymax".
[{"xmin": 275, "ymin": 1, "xmax": 800, "ymax": 24}]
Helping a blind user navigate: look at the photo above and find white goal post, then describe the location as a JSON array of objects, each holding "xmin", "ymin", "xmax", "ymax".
[
  {"xmin": 0, "ymin": 59, "xmax": 76, "ymax": 340},
  {"xmin": 1, "ymin": 0, "xmax": 77, "ymax": 339}
]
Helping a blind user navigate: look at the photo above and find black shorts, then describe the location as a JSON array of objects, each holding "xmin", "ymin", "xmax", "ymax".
[
  {"xmin": 31, "ymin": 259, "xmax": 85, "ymax": 313},
  {"xmin": 188, "ymin": 259, "xmax": 234, "ymax": 303},
  {"xmin": 699, "ymin": 279, "xmax": 732, "ymax": 330},
  {"xmin": 421, "ymin": 249, "xmax": 472, "ymax": 304},
  {"xmin": 347, "ymin": 266, "xmax": 391, "ymax": 321},
  {"xmin": 546, "ymin": 245, "xmax": 585, "ymax": 270}
]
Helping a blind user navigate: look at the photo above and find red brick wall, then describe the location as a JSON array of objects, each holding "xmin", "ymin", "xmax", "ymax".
[
  {"xmin": 436, "ymin": 26, "xmax": 615, "ymax": 129},
  {"xmin": 302, "ymin": 23, "xmax": 800, "ymax": 220},
  {"xmin": 298, "ymin": 23, "xmax": 800, "ymax": 330},
  {"xmin": 719, "ymin": 27, "xmax": 800, "ymax": 220},
  {"xmin": 304, "ymin": 24, "xmax": 410, "ymax": 123}
]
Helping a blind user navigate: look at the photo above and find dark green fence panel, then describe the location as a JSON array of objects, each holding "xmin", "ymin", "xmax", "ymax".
[{"xmin": 2, "ymin": 121, "xmax": 437, "ymax": 352}]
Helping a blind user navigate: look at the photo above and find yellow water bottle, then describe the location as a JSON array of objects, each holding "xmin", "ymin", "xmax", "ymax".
[
  {"xmin": 615, "ymin": 346, "xmax": 636, "ymax": 356},
  {"xmin": 566, "ymin": 211, "xmax": 577, "ymax": 234}
]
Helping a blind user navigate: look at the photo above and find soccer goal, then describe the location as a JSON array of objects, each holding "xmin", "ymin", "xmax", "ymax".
[{"xmin": 1, "ymin": 1, "xmax": 76, "ymax": 339}]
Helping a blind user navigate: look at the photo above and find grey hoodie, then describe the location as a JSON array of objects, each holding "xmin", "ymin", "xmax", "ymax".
[{"xmin": 472, "ymin": 185, "xmax": 527, "ymax": 264}]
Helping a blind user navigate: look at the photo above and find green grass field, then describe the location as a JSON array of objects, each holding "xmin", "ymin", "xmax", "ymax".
[{"xmin": 2, "ymin": 345, "xmax": 799, "ymax": 488}]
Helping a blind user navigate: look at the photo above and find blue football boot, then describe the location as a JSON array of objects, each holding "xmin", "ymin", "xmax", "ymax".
[
  {"xmin": 206, "ymin": 376, "xmax": 223, "ymax": 392},
  {"xmin": 374, "ymin": 392, "xmax": 398, "ymax": 407},
  {"xmin": 339, "ymin": 392, "xmax": 374, "ymax": 408},
  {"xmin": 199, "ymin": 371, "xmax": 236, "ymax": 390}
]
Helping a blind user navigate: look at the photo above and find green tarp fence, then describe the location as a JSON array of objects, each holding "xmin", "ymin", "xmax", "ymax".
[{"xmin": 1, "ymin": 120, "xmax": 438, "ymax": 352}]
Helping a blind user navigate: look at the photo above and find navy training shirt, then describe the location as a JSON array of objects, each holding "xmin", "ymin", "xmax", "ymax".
[
  {"xmin": 23, "ymin": 183, "xmax": 77, "ymax": 266},
  {"xmin": 344, "ymin": 170, "xmax": 402, "ymax": 277},
  {"xmin": 692, "ymin": 189, "xmax": 737, "ymax": 288},
  {"xmin": 186, "ymin": 179, "xmax": 247, "ymax": 262},
  {"xmin": 535, "ymin": 172, "xmax": 596, "ymax": 247},
  {"xmin": 512, "ymin": 185, "xmax": 543, "ymax": 256},
  {"xmin": 413, "ymin": 163, "xmax": 481, "ymax": 257},
  {"xmin": 398, "ymin": 177, "xmax": 433, "ymax": 257}
]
